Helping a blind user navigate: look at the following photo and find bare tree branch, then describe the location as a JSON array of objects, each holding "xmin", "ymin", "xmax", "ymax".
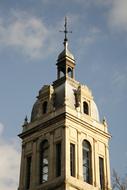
[{"xmin": 112, "ymin": 169, "xmax": 127, "ymax": 190}]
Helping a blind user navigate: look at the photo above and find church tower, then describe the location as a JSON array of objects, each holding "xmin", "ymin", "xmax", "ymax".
[{"xmin": 18, "ymin": 18, "xmax": 111, "ymax": 190}]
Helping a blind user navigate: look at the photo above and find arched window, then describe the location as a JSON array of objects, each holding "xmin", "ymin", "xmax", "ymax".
[
  {"xmin": 40, "ymin": 140, "xmax": 49, "ymax": 184},
  {"xmin": 83, "ymin": 101, "xmax": 89, "ymax": 115},
  {"xmin": 60, "ymin": 68, "xmax": 65, "ymax": 78},
  {"xmin": 58, "ymin": 67, "xmax": 65, "ymax": 79},
  {"xmin": 82, "ymin": 140, "xmax": 92, "ymax": 184},
  {"xmin": 67, "ymin": 67, "xmax": 73, "ymax": 78},
  {"xmin": 42, "ymin": 101, "xmax": 48, "ymax": 114}
]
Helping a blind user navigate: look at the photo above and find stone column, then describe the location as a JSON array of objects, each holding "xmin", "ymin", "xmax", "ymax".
[
  {"xmin": 105, "ymin": 144, "xmax": 111, "ymax": 190},
  {"xmin": 49, "ymin": 131, "xmax": 54, "ymax": 179},
  {"xmin": 36, "ymin": 139, "xmax": 40, "ymax": 186},
  {"xmin": 31, "ymin": 139, "xmax": 37, "ymax": 189},
  {"xmin": 18, "ymin": 143, "xmax": 25, "ymax": 190},
  {"xmin": 64, "ymin": 125, "xmax": 69, "ymax": 178},
  {"xmin": 77, "ymin": 130, "xmax": 82, "ymax": 180},
  {"xmin": 93, "ymin": 138, "xmax": 97, "ymax": 187},
  {"xmin": 95, "ymin": 141, "xmax": 100, "ymax": 189}
]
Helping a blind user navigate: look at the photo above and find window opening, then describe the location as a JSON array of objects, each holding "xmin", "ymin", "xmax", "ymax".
[
  {"xmin": 67, "ymin": 67, "xmax": 73, "ymax": 78},
  {"xmin": 82, "ymin": 140, "xmax": 92, "ymax": 184},
  {"xmin": 99, "ymin": 157, "xmax": 105, "ymax": 190},
  {"xmin": 83, "ymin": 101, "xmax": 89, "ymax": 115},
  {"xmin": 56, "ymin": 142, "xmax": 61, "ymax": 177},
  {"xmin": 70, "ymin": 143, "xmax": 75, "ymax": 177},
  {"xmin": 40, "ymin": 140, "xmax": 49, "ymax": 184},
  {"xmin": 43, "ymin": 101, "xmax": 48, "ymax": 114},
  {"xmin": 60, "ymin": 70, "xmax": 65, "ymax": 78},
  {"xmin": 26, "ymin": 156, "xmax": 32, "ymax": 189}
]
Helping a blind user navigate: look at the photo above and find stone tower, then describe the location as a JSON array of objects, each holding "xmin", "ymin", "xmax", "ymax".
[{"xmin": 18, "ymin": 18, "xmax": 111, "ymax": 190}]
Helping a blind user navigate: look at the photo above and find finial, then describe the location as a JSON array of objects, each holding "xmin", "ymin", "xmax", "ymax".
[
  {"xmin": 23, "ymin": 115, "xmax": 28, "ymax": 126},
  {"xmin": 103, "ymin": 116, "xmax": 107, "ymax": 126},
  {"xmin": 60, "ymin": 17, "xmax": 72, "ymax": 48}
]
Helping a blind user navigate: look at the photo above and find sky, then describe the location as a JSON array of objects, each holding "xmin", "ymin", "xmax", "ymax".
[{"xmin": 0, "ymin": 0, "xmax": 127, "ymax": 189}]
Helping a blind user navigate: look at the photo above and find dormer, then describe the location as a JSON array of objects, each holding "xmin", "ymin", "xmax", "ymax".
[{"xmin": 31, "ymin": 85, "xmax": 54, "ymax": 122}]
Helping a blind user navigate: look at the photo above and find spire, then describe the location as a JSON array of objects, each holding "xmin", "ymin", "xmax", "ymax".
[
  {"xmin": 59, "ymin": 16, "xmax": 74, "ymax": 59},
  {"xmin": 60, "ymin": 17, "xmax": 72, "ymax": 50}
]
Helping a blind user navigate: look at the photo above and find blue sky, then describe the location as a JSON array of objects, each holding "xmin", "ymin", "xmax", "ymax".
[{"xmin": 0, "ymin": 0, "xmax": 127, "ymax": 189}]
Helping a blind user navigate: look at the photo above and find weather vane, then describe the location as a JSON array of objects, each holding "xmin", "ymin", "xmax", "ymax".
[{"xmin": 60, "ymin": 17, "xmax": 72, "ymax": 43}]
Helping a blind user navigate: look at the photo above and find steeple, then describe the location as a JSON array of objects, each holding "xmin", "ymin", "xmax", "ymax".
[
  {"xmin": 18, "ymin": 18, "xmax": 111, "ymax": 190},
  {"xmin": 57, "ymin": 17, "xmax": 75, "ymax": 79}
]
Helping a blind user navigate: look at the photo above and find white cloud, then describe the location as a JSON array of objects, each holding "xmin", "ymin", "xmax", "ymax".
[
  {"xmin": 108, "ymin": 0, "xmax": 127, "ymax": 31},
  {"xmin": 0, "ymin": 123, "xmax": 4, "ymax": 135},
  {"xmin": 111, "ymin": 69, "xmax": 127, "ymax": 103},
  {"xmin": 0, "ymin": 11, "xmax": 54, "ymax": 59},
  {"xmin": 112, "ymin": 70, "xmax": 127, "ymax": 89},
  {"xmin": 78, "ymin": 26, "xmax": 101, "ymax": 47},
  {"xmin": 68, "ymin": 0, "xmax": 127, "ymax": 33},
  {"xmin": 71, "ymin": 0, "xmax": 111, "ymax": 6},
  {"xmin": 0, "ymin": 123, "xmax": 20, "ymax": 190}
]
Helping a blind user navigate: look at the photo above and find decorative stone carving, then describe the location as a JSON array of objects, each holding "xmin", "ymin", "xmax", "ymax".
[{"xmin": 74, "ymin": 86, "xmax": 81, "ymax": 108}]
